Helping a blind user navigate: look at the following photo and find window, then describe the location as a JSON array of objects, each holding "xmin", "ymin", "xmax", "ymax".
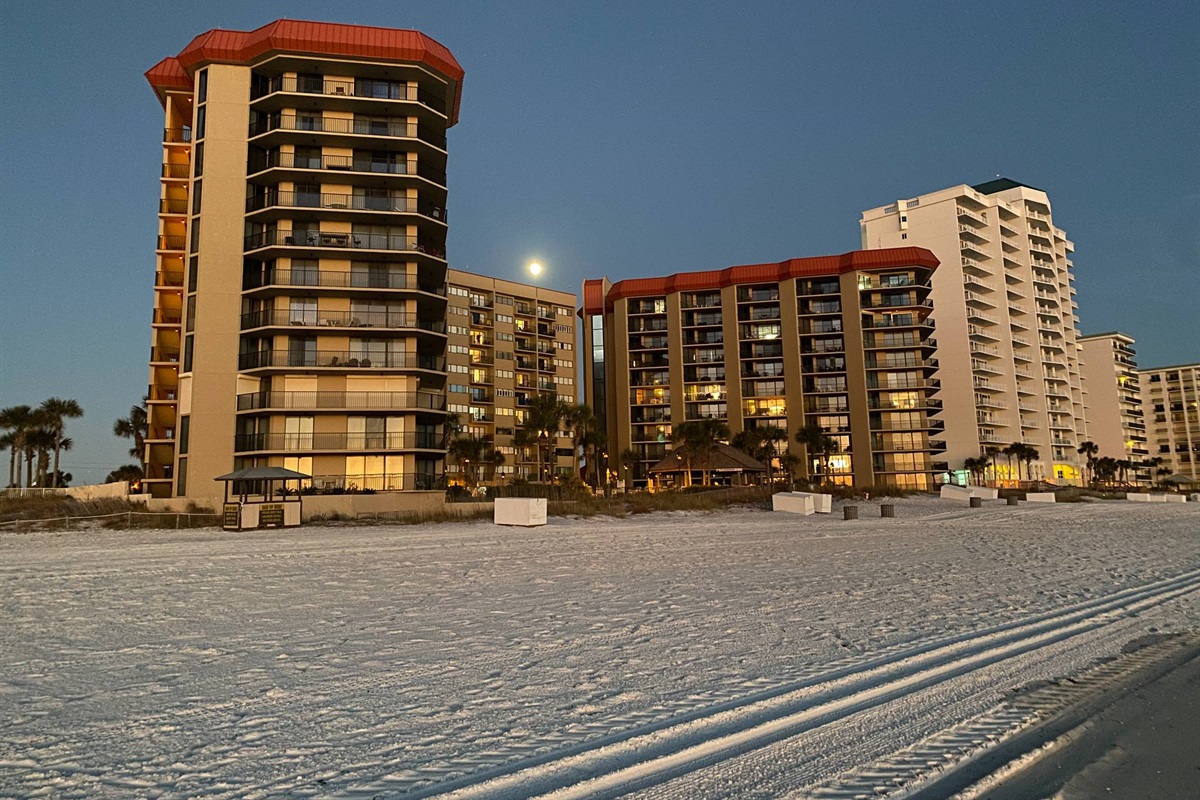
[{"xmin": 197, "ymin": 70, "xmax": 207, "ymax": 103}]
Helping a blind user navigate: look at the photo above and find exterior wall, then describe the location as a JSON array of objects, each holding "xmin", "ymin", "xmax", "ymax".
[
  {"xmin": 1080, "ymin": 333, "xmax": 1148, "ymax": 477},
  {"xmin": 178, "ymin": 63, "xmax": 252, "ymax": 501},
  {"xmin": 862, "ymin": 181, "xmax": 1086, "ymax": 485},
  {"xmin": 583, "ymin": 249, "xmax": 943, "ymax": 490},
  {"xmin": 444, "ymin": 270, "xmax": 578, "ymax": 483},
  {"xmin": 1139, "ymin": 364, "xmax": 1200, "ymax": 481}
]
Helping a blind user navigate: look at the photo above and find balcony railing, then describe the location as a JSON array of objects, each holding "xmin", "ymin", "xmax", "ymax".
[
  {"xmin": 163, "ymin": 128, "xmax": 192, "ymax": 143},
  {"xmin": 248, "ymin": 114, "xmax": 447, "ymax": 150},
  {"xmin": 238, "ymin": 350, "xmax": 445, "ymax": 371},
  {"xmin": 236, "ymin": 390, "xmax": 445, "ymax": 412},
  {"xmin": 248, "ymin": 151, "xmax": 447, "ymax": 186},
  {"xmin": 308, "ymin": 472, "xmax": 444, "ymax": 492},
  {"xmin": 244, "ymin": 268, "xmax": 445, "ymax": 294},
  {"xmin": 159, "ymin": 199, "xmax": 189, "ymax": 215},
  {"xmin": 239, "ymin": 309, "xmax": 446, "ymax": 333},
  {"xmin": 152, "ymin": 309, "xmax": 183, "ymax": 325},
  {"xmin": 235, "ymin": 431, "xmax": 442, "ymax": 453},
  {"xmin": 245, "ymin": 190, "xmax": 446, "ymax": 222},
  {"xmin": 155, "ymin": 271, "xmax": 184, "ymax": 288},
  {"xmin": 161, "ymin": 163, "xmax": 191, "ymax": 179},
  {"xmin": 157, "ymin": 235, "xmax": 186, "ymax": 251},
  {"xmin": 251, "ymin": 76, "xmax": 447, "ymax": 115},
  {"xmin": 149, "ymin": 347, "xmax": 180, "ymax": 363},
  {"xmin": 243, "ymin": 229, "xmax": 446, "ymax": 259}
]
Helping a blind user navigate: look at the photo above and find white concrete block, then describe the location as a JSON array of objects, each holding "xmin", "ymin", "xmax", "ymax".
[
  {"xmin": 772, "ymin": 493, "xmax": 815, "ymax": 515},
  {"xmin": 494, "ymin": 497, "xmax": 548, "ymax": 526},
  {"xmin": 1126, "ymin": 493, "xmax": 1151, "ymax": 502},
  {"xmin": 790, "ymin": 491, "xmax": 832, "ymax": 513},
  {"xmin": 969, "ymin": 486, "xmax": 999, "ymax": 500},
  {"xmin": 1025, "ymin": 492, "xmax": 1056, "ymax": 503},
  {"xmin": 940, "ymin": 484, "xmax": 973, "ymax": 500},
  {"xmin": 1148, "ymin": 494, "xmax": 1168, "ymax": 503},
  {"xmin": 1164, "ymin": 494, "xmax": 1186, "ymax": 503}
]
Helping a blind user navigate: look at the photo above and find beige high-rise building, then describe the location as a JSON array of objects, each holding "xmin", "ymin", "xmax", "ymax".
[
  {"xmin": 142, "ymin": 20, "xmax": 463, "ymax": 499},
  {"xmin": 1139, "ymin": 363, "xmax": 1200, "ymax": 483},
  {"xmin": 444, "ymin": 270, "xmax": 579, "ymax": 483},
  {"xmin": 861, "ymin": 179, "xmax": 1086, "ymax": 484},
  {"xmin": 582, "ymin": 248, "xmax": 945, "ymax": 490},
  {"xmin": 1079, "ymin": 332, "xmax": 1149, "ymax": 480}
]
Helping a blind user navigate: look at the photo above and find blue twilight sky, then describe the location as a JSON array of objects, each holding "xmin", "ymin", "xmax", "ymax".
[{"xmin": 1, "ymin": 1, "xmax": 1198, "ymax": 483}]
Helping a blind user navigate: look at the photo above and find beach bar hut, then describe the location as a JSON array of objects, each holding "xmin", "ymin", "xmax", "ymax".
[{"xmin": 215, "ymin": 466, "xmax": 310, "ymax": 531}]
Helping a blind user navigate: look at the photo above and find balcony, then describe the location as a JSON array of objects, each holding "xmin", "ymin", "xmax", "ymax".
[
  {"xmin": 248, "ymin": 114, "xmax": 447, "ymax": 150},
  {"xmin": 157, "ymin": 235, "xmax": 185, "ymax": 252},
  {"xmin": 236, "ymin": 390, "xmax": 446, "ymax": 412},
  {"xmin": 237, "ymin": 350, "xmax": 445, "ymax": 372},
  {"xmin": 250, "ymin": 75, "xmax": 447, "ymax": 116},
  {"xmin": 149, "ymin": 347, "xmax": 180, "ymax": 364},
  {"xmin": 161, "ymin": 163, "xmax": 191, "ymax": 179},
  {"xmin": 245, "ymin": 190, "xmax": 446, "ymax": 223},
  {"xmin": 234, "ymin": 431, "xmax": 442, "ymax": 453},
  {"xmin": 159, "ymin": 198, "xmax": 188, "ymax": 215},
  {"xmin": 248, "ymin": 151, "xmax": 446, "ymax": 187},
  {"xmin": 306, "ymin": 472, "xmax": 443, "ymax": 492},
  {"xmin": 865, "ymin": 317, "xmax": 932, "ymax": 330},
  {"xmin": 163, "ymin": 128, "xmax": 191, "ymax": 144},
  {"xmin": 244, "ymin": 229, "xmax": 446, "ymax": 260},
  {"xmin": 243, "ymin": 268, "xmax": 444, "ymax": 295},
  {"xmin": 152, "ymin": 308, "xmax": 183, "ymax": 326},
  {"xmin": 239, "ymin": 309, "xmax": 446, "ymax": 334}
]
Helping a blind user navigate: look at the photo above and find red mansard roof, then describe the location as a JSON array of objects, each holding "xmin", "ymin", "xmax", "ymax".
[
  {"xmin": 582, "ymin": 247, "xmax": 939, "ymax": 314},
  {"xmin": 146, "ymin": 19, "xmax": 464, "ymax": 124}
]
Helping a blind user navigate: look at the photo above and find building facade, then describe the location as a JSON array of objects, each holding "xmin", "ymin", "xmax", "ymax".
[
  {"xmin": 444, "ymin": 270, "xmax": 579, "ymax": 483},
  {"xmin": 142, "ymin": 20, "xmax": 463, "ymax": 499},
  {"xmin": 861, "ymin": 179, "xmax": 1087, "ymax": 485},
  {"xmin": 1079, "ymin": 332, "xmax": 1149, "ymax": 479},
  {"xmin": 582, "ymin": 248, "xmax": 945, "ymax": 490},
  {"xmin": 1139, "ymin": 363, "xmax": 1200, "ymax": 482}
]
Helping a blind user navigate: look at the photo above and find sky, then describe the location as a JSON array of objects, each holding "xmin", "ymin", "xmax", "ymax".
[{"xmin": 1, "ymin": 1, "xmax": 1198, "ymax": 484}]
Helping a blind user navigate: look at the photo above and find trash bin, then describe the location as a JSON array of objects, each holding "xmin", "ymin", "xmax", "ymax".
[
  {"xmin": 970, "ymin": 496, "xmax": 983, "ymax": 508},
  {"xmin": 844, "ymin": 505, "xmax": 859, "ymax": 520},
  {"xmin": 1007, "ymin": 496, "xmax": 1019, "ymax": 506},
  {"xmin": 881, "ymin": 504, "xmax": 895, "ymax": 518}
]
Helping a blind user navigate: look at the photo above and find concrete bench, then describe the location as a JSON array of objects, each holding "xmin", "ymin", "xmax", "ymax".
[
  {"xmin": 1025, "ymin": 492, "xmax": 1056, "ymax": 503},
  {"xmin": 772, "ymin": 493, "xmax": 815, "ymax": 515},
  {"xmin": 494, "ymin": 497, "xmax": 547, "ymax": 526},
  {"xmin": 1164, "ymin": 494, "xmax": 1187, "ymax": 503},
  {"xmin": 941, "ymin": 484, "xmax": 997, "ymax": 500},
  {"xmin": 1126, "ymin": 493, "xmax": 1152, "ymax": 502}
]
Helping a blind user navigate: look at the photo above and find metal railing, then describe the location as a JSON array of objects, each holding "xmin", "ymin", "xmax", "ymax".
[
  {"xmin": 243, "ymin": 229, "xmax": 446, "ymax": 259},
  {"xmin": 159, "ymin": 199, "xmax": 188, "ymax": 214},
  {"xmin": 307, "ymin": 472, "xmax": 444, "ymax": 492},
  {"xmin": 251, "ymin": 75, "xmax": 447, "ymax": 115},
  {"xmin": 162, "ymin": 163, "xmax": 191, "ymax": 178},
  {"xmin": 234, "ymin": 431, "xmax": 442, "ymax": 452},
  {"xmin": 157, "ymin": 235, "xmax": 186, "ymax": 251},
  {"xmin": 248, "ymin": 151, "xmax": 447, "ymax": 185},
  {"xmin": 163, "ymin": 128, "xmax": 192, "ymax": 143},
  {"xmin": 152, "ymin": 309, "xmax": 183, "ymax": 324},
  {"xmin": 239, "ymin": 309, "xmax": 445, "ymax": 333},
  {"xmin": 248, "ymin": 114, "xmax": 447, "ymax": 150},
  {"xmin": 245, "ymin": 190, "xmax": 446, "ymax": 221},
  {"xmin": 238, "ymin": 350, "xmax": 445, "ymax": 371},
  {"xmin": 149, "ymin": 347, "xmax": 180, "ymax": 363},
  {"xmin": 243, "ymin": 268, "xmax": 445, "ymax": 294}
]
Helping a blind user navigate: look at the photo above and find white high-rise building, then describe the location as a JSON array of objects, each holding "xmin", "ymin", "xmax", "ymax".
[{"xmin": 861, "ymin": 179, "xmax": 1087, "ymax": 484}]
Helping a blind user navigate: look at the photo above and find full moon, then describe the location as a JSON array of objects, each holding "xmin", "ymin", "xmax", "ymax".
[{"xmin": 528, "ymin": 261, "xmax": 543, "ymax": 277}]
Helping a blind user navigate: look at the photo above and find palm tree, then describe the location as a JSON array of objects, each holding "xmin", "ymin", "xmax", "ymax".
[
  {"xmin": 778, "ymin": 451, "xmax": 801, "ymax": 491},
  {"xmin": 796, "ymin": 422, "xmax": 840, "ymax": 485},
  {"xmin": 564, "ymin": 404, "xmax": 605, "ymax": 488},
  {"xmin": 0, "ymin": 405, "xmax": 34, "ymax": 488},
  {"xmin": 1077, "ymin": 441, "xmax": 1099, "ymax": 486},
  {"xmin": 1116, "ymin": 458, "xmax": 1133, "ymax": 486},
  {"xmin": 520, "ymin": 393, "xmax": 570, "ymax": 482},
  {"xmin": 0, "ymin": 431, "xmax": 14, "ymax": 488},
  {"xmin": 982, "ymin": 446, "xmax": 1001, "ymax": 486},
  {"xmin": 114, "ymin": 399, "xmax": 149, "ymax": 470},
  {"xmin": 962, "ymin": 456, "xmax": 985, "ymax": 486},
  {"xmin": 1021, "ymin": 445, "xmax": 1040, "ymax": 484},
  {"xmin": 673, "ymin": 418, "xmax": 730, "ymax": 487},
  {"xmin": 1002, "ymin": 443, "xmax": 1022, "ymax": 484},
  {"xmin": 106, "ymin": 464, "xmax": 144, "ymax": 485},
  {"xmin": 756, "ymin": 426, "xmax": 787, "ymax": 488},
  {"xmin": 448, "ymin": 434, "xmax": 504, "ymax": 489},
  {"xmin": 27, "ymin": 427, "xmax": 58, "ymax": 487},
  {"xmin": 39, "ymin": 397, "xmax": 83, "ymax": 488},
  {"xmin": 618, "ymin": 447, "xmax": 640, "ymax": 490}
]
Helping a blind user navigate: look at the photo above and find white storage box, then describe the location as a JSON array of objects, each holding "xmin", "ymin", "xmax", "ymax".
[
  {"xmin": 772, "ymin": 493, "xmax": 815, "ymax": 515},
  {"xmin": 494, "ymin": 497, "xmax": 548, "ymax": 526}
]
